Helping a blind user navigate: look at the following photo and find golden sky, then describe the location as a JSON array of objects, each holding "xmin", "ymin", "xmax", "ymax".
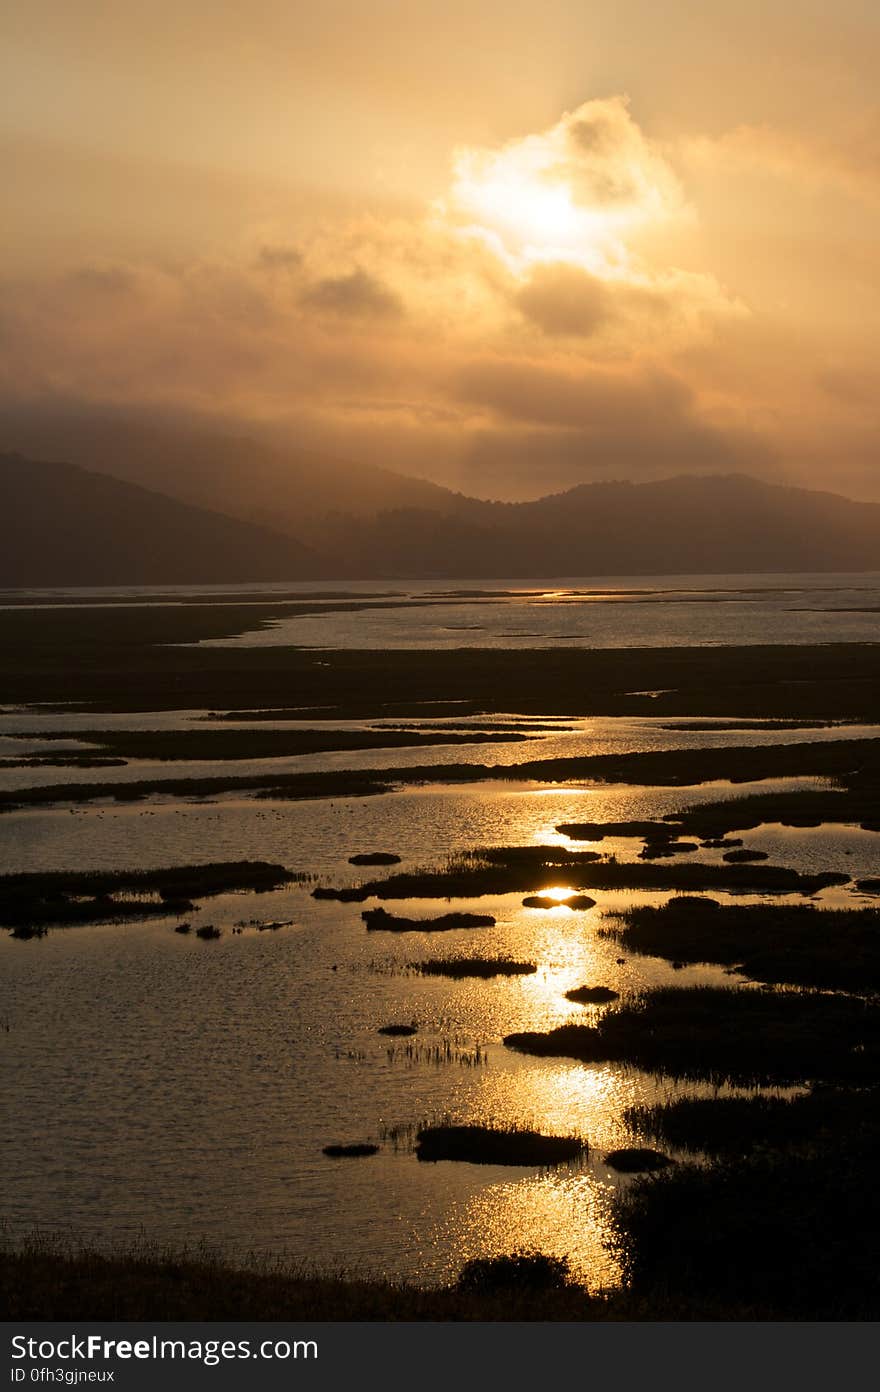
[{"xmin": 3, "ymin": 1, "xmax": 880, "ymax": 499}]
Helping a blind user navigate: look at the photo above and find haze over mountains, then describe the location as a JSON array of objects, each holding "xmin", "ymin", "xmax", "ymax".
[
  {"xmin": 3, "ymin": 409, "xmax": 880, "ymax": 585},
  {"xmin": 330, "ymin": 474, "xmax": 880, "ymax": 579},
  {"xmin": 0, "ymin": 406, "xmax": 459, "ymax": 535},
  {"xmin": 0, "ymin": 453, "xmax": 324, "ymax": 587}
]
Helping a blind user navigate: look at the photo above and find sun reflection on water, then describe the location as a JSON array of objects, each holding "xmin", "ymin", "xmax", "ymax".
[
  {"xmin": 3, "ymin": 693, "xmax": 878, "ymax": 1286},
  {"xmin": 527, "ymin": 885, "xmax": 580, "ymax": 902},
  {"xmin": 419, "ymin": 1060, "xmax": 665, "ymax": 1287},
  {"xmin": 429, "ymin": 1169, "xmax": 622, "ymax": 1291}
]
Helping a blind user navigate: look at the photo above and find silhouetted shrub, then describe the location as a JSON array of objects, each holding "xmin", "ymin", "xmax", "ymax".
[
  {"xmin": 604, "ymin": 1148, "xmax": 673, "ymax": 1173},
  {"xmin": 456, "ymin": 1251, "xmax": 571, "ymax": 1293},
  {"xmin": 322, "ymin": 1144, "xmax": 379, "ymax": 1158}
]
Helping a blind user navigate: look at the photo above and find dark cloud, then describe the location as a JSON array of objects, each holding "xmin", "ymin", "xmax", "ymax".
[
  {"xmin": 515, "ymin": 263, "xmax": 610, "ymax": 336},
  {"xmin": 69, "ymin": 266, "xmax": 138, "ymax": 294},
  {"xmin": 299, "ymin": 268, "xmax": 403, "ymax": 319},
  {"xmin": 557, "ymin": 97, "xmax": 667, "ymax": 208},
  {"xmin": 566, "ymin": 109, "xmax": 623, "ymax": 159},
  {"xmin": 455, "ymin": 417, "xmax": 771, "ymax": 501},
  {"xmin": 816, "ymin": 367, "xmax": 880, "ymax": 409},
  {"xmin": 513, "ymin": 261, "xmax": 686, "ymax": 340},
  {"xmin": 256, "ymin": 243, "xmax": 303, "ymax": 271},
  {"xmin": 453, "ymin": 357, "xmax": 692, "ymax": 432},
  {"xmin": 445, "ymin": 354, "xmax": 770, "ymax": 498}
]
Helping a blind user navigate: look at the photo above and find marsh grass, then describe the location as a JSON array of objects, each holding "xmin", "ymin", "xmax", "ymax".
[
  {"xmin": 522, "ymin": 893, "xmax": 596, "ymax": 909},
  {"xmin": 414, "ymin": 1124, "xmax": 586, "ymax": 1166},
  {"xmin": 362, "ymin": 907, "xmax": 495, "ymax": 932},
  {"xmin": 5, "ymin": 732, "xmax": 879, "ymax": 824},
  {"xmin": 15, "ymin": 727, "xmax": 526, "ymax": 762},
  {"xmin": 235, "ymin": 916, "xmax": 296, "ymax": 930},
  {"xmin": 0, "ymin": 862, "xmax": 300, "ymax": 931},
  {"xmin": 626, "ymin": 1087, "xmax": 879, "ymax": 1156},
  {"xmin": 456, "ymin": 1252, "xmax": 571, "ymax": 1293},
  {"xmin": 384, "ymin": 1041, "xmax": 487, "ymax": 1069},
  {"xmin": 661, "ymin": 720, "xmax": 840, "ymax": 731},
  {"xmin": 604, "ymin": 1148, "xmax": 673, "ymax": 1173},
  {"xmin": 340, "ymin": 850, "xmax": 846, "ymax": 901},
  {"xmin": 557, "ymin": 820, "xmax": 682, "ymax": 841},
  {"xmin": 0, "ymin": 754, "xmax": 127, "ymax": 769},
  {"xmin": 5, "ymin": 614, "xmax": 880, "ymax": 725},
  {"xmin": 674, "ymin": 781, "xmax": 880, "ymax": 840},
  {"xmin": 321, "ymin": 1144, "xmax": 379, "ymax": 1158},
  {"xmin": 0, "ymin": 1232, "xmax": 641, "ymax": 1321},
  {"xmin": 602, "ymin": 899, "xmax": 880, "ymax": 991},
  {"xmin": 612, "ymin": 1126, "xmax": 880, "ymax": 1317},
  {"xmin": 504, "ymin": 985, "xmax": 880, "ymax": 1085},
  {"xmin": 565, "ymin": 985, "xmax": 620, "ymax": 1004},
  {"xmin": 1, "ymin": 1231, "xmax": 814, "ymax": 1319},
  {"xmin": 0, "ymin": 769, "xmax": 400, "ymax": 814},
  {"xmin": 415, "ymin": 957, "xmax": 537, "ymax": 978}
]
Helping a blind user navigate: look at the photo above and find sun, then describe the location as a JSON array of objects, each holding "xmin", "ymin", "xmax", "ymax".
[
  {"xmin": 447, "ymin": 144, "xmax": 624, "ymax": 273},
  {"xmin": 461, "ymin": 169, "xmax": 581, "ymax": 250}
]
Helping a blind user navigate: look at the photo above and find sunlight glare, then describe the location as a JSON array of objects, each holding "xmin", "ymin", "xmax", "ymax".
[{"xmin": 448, "ymin": 146, "xmax": 626, "ymax": 273}]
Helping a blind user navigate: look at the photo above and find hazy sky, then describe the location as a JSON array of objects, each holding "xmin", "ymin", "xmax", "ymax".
[{"xmin": 3, "ymin": 1, "xmax": 880, "ymax": 499}]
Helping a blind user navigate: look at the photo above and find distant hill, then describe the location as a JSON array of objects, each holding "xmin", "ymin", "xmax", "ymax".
[
  {"xmin": 0, "ymin": 405, "xmax": 462, "ymax": 538},
  {"xmin": 0, "ymin": 454, "xmax": 327, "ymax": 586},
  {"xmin": 3, "ymin": 432, "xmax": 880, "ymax": 585},
  {"xmin": 324, "ymin": 473, "xmax": 880, "ymax": 578}
]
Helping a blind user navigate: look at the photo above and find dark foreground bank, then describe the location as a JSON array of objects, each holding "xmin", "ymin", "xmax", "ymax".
[
  {"xmin": 7, "ymin": 1096, "xmax": 879, "ymax": 1323},
  {"xmin": 0, "ymin": 1243, "xmax": 801, "ymax": 1322}
]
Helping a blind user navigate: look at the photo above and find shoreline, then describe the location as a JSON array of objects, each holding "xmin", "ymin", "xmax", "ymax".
[{"xmin": 0, "ymin": 1239, "xmax": 837, "ymax": 1322}]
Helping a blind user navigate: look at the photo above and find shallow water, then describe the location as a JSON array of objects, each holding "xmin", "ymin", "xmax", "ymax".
[
  {"xmin": 2, "ymin": 576, "xmax": 879, "ymax": 1290},
  {"xmin": 3, "ymin": 765, "xmax": 878, "ymax": 1287},
  {"xmin": 0, "ymin": 873, "xmax": 805, "ymax": 1289},
  {"xmin": 1, "ymin": 708, "xmax": 878, "ymax": 794},
  {"xmin": 6, "ymin": 571, "xmax": 880, "ymax": 649},
  {"xmin": 190, "ymin": 572, "xmax": 880, "ymax": 649}
]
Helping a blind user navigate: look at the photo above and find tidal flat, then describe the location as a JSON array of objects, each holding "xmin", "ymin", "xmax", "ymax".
[{"xmin": 3, "ymin": 580, "xmax": 880, "ymax": 1317}]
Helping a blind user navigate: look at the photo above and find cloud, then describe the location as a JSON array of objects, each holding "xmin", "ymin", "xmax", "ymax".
[
  {"xmin": 255, "ymin": 243, "xmax": 303, "ymax": 271},
  {"xmin": 513, "ymin": 259, "xmax": 743, "ymax": 346},
  {"xmin": 455, "ymin": 417, "xmax": 768, "ymax": 501},
  {"xmin": 817, "ymin": 367, "xmax": 880, "ymax": 410},
  {"xmin": 439, "ymin": 97, "xmax": 742, "ymax": 346},
  {"xmin": 299, "ymin": 268, "xmax": 404, "ymax": 319},
  {"xmin": 515, "ymin": 263, "xmax": 611, "ymax": 337},
  {"xmin": 679, "ymin": 121, "xmax": 880, "ymax": 207},
  {"xmin": 0, "ymin": 96, "xmax": 789, "ymax": 499},
  {"xmin": 446, "ymin": 96, "xmax": 688, "ymax": 275},
  {"xmin": 560, "ymin": 98, "xmax": 684, "ymax": 216},
  {"xmin": 453, "ymin": 356, "xmax": 692, "ymax": 433},
  {"xmin": 69, "ymin": 265, "xmax": 139, "ymax": 295}
]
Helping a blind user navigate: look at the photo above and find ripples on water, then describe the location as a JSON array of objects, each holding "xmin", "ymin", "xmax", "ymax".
[
  {"xmin": 3, "ymin": 578, "xmax": 880, "ymax": 1288},
  {"xmin": 185, "ymin": 572, "xmax": 880, "ymax": 649},
  {"xmin": 3, "ymin": 732, "xmax": 877, "ymax": 1286}
]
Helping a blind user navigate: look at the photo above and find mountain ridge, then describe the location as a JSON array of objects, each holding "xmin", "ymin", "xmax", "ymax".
[
  {"xmin": 0, "ymin": 452, "xmax": 327, "ymax": 586},
  {"xmin": 316, "ymin": 471, "xmax": 880, "ymax": 578},
  {"xmin": 0, "ymin": 405, "xmax": 465, "ymax": 536},
  {"xmin": 4, "ymin": 446, "xmax": 880, "ymax": 585}
]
